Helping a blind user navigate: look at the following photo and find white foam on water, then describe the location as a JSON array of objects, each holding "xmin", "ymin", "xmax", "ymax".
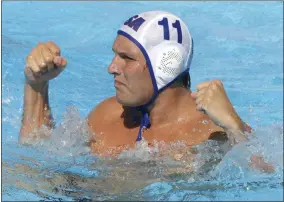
[{"xmin": 33, "ymin": 106, "xmax": 91, "ymax": 158}]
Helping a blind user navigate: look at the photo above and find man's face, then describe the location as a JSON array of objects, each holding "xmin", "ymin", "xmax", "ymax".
[{"xmin": 108, "ymin": 35, "xmax": 154, "ymax": 107}]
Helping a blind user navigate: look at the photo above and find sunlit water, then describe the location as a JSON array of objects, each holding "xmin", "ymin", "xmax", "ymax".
[{"xmin": 2, "ymin": 1, "xmax": 283, "ymax": 201}]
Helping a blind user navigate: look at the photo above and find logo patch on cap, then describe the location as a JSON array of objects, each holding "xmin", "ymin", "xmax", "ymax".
[{"xmin": 124, "ymin": 15, "xmax": 145, "ymax": 32}]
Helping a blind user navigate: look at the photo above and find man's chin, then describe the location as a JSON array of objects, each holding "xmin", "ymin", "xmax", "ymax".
[
  {"xmin": 115, "ymin": 94, "xmax": 138, "ymax": 107},
  {"xmin": 116, "ymin": 97, "xmax": 133, "ymax": 107}
]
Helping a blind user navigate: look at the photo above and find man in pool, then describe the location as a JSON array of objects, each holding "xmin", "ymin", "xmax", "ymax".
[{"xmin": 20, "ymin": 11, "xmax": 252, "ymax": 157}]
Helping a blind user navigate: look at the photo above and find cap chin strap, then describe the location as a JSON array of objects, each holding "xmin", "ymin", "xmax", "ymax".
[
  {"xmin": 135, "ymin": 69, "xmax": 189, "ymax": 142},
  {"xmin": 135, "ymin": 107, "xmax": 150, "ymax": 141}
]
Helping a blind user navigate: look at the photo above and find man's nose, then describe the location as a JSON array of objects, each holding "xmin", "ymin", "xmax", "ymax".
[{"xmin": 108, "ymin": 56, "xmax": 122, "ymax": 75}]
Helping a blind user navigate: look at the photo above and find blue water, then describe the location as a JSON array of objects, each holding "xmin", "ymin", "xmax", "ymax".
[{"xmin": 2, "ymin": 1, "xmax": 283, "ymax": 201}]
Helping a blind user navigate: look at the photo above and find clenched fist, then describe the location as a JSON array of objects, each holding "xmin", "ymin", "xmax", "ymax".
[
  {"xmin": 191, "ymin": 80, "xmax": 243, "ymax": 131},
  {"xmin": 24, "ymin": 41, "xmax": 67, "ymax": 84}
]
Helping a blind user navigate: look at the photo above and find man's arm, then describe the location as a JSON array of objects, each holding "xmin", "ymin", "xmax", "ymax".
[
  {"xmin": 191, "ymin": 80, "xmax": 251, "ymax": 145},
  {"xmin": 19, "ymin": 41, "xmax": 67, "ymax": 144},
  {"xmin": 191, "ymin": 80, "xmax": 275, "ymax": 173},
  {"xmin": 19, "ymin": 82, "xmax": 53, "ymax": 144},
  {"xmin": 221, "ymin": 119, "xmax": 251, "ymax": 146}
]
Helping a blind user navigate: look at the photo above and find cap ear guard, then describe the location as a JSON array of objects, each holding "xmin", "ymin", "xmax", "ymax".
[{"xmin": 149, "ymin": 41, "xmax": 189, "ymax": 91}]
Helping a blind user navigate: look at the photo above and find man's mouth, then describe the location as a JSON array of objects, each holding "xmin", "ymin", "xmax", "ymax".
[{"xmin": 114, "ymin": 80, "xmax": 125, "ymax": 87}]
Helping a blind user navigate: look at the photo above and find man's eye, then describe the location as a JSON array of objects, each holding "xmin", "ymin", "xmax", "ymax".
[{"xmin": 121, "ymin": 54, "xmax": 134, "ymax": 61}]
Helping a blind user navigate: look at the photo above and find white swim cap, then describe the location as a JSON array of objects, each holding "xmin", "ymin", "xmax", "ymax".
[{"xmin": 118, "ymin": 11, "xmax": 193, "ymax": 101}]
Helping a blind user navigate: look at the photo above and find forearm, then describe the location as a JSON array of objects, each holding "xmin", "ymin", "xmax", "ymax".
[
  {"xmin": 226, "ymin": 124, "xmax": 275, "ymax": 173},
  {"xmin": 20, "ymin": 81, "xmax": 54, "ymax": 143},
  {"xmin": 223, "ymin": 116, "xmax": 252, "ymax": 146}
]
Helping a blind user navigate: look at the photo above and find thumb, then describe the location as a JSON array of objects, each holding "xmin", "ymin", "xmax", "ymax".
[
  {"xmin": 191, "ymin": 92, "xmax": 197, "ymax": 99},
  {"xmin": 54, "ymin": 56, "xmax": 67, "ymax": 68}
]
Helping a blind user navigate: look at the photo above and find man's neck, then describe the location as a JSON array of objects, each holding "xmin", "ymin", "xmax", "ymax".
[{"xmin": 146, "ymin": 87, "xmax": 192, "ymax": 126}]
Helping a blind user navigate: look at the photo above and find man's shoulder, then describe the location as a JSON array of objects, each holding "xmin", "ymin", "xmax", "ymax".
[
  {"xmin": 195, "ymin": 113, "xmax": 227, "ymax": 142},
  {"xmin": 88, "ymin": 96, "xmax": 122, "ymax": 126},
  {"xmin": 183, "ymin": 111, "xmax": 226, "ymax": 142},
  {"xmin": 95, "ymin": 96, "xmax": 120, "ymax": 110}
]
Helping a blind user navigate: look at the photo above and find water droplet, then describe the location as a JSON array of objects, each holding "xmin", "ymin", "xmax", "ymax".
[
  {"xmin": 201, "ymin": 120, "xmax": 209, "ymax": 124},
  {"xmin": 249, "ymin": 105, "xmax": 253, "ymax": 112}
]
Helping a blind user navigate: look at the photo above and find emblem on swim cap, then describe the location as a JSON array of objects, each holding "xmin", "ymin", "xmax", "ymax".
[{"xmin": 118, "ymin": 11, "xmax": 193, "ymax": 94}]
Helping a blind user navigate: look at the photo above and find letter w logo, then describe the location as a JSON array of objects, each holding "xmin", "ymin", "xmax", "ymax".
[{"xmin": 124, "ymin": 15, "xmax": 145, "ymax": 32}]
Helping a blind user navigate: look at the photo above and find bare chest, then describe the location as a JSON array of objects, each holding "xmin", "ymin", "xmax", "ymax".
[{"xmin": 90, "ymin": 117, "xmax": 213, "ymax": 155}]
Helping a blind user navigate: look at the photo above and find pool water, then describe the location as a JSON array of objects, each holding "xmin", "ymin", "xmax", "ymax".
[{"xmin": 2, "ymin": 1, "xmax": 283, "ymax": 201}]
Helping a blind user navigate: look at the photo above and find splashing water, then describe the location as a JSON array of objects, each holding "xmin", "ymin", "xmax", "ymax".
[
  {"xmin": 2, "ymin": 1, "xmax": 283, "ymax": 201},
  {"xmin": 39, "ymin": 106, "xmax": 91, "ymax": 157},
  {"xmin": 3, "ymin": 106, "xmax": 283, "ymax": 201}
]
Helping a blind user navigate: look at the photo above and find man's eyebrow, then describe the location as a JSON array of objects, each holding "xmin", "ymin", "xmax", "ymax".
[
  {"xmin": 112, "ymin": 48, "xmax": 126, "ymax": 54},
  {"xmin": 112, "ymin": 48, "xmax": 136, "ymax": 58}
]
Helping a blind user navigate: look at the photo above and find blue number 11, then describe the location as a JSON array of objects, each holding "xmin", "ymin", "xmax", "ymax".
[{"xmin": 158, "ymin": 18, "xmax": 182, "ymax": 44}]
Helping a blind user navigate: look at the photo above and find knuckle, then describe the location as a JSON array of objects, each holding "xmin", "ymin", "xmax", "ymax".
[
  {"xmin": 54, "ymin": 48, "xmax": 60, "ymax": 55},
  {"xmin": 32, "ymin": 66, "xmax": 40, "ymax": 73},
  {"xmin": 214, "ymin": 79, "xmax": 223, "ymax": 86},
  {"xmin": 26, "ymin": 54, "xmax": 34, "ymax": 61},
  {"xmin": 37, "ymin": 42, "xmax": 45, "ymax": 48},
  {"xmin": 47, "ymin": 41, "xmax": 60, "ymax": 55},
  {"xmin": 47, "ymin": 40, "xmax": 55, "ymax": 45},
  {"xmin": 45, "ymin": 55, "xmax": 53, "ymax": 63},
  {"xmin": 209, "ymin": 80, "xmax": 221, "ymax": 90},
  {"xmin": 211, "ymin": 83, "xmax": 217, "ymax": 89},
  {"xmin": 38, "ymin": 61, "xmax": 46, "ymax": 68}
]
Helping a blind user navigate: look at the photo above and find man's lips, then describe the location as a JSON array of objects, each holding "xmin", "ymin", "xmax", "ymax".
[{"xmin": 114, "ymin": 80, "xmax": 125, "ymax": 87}]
